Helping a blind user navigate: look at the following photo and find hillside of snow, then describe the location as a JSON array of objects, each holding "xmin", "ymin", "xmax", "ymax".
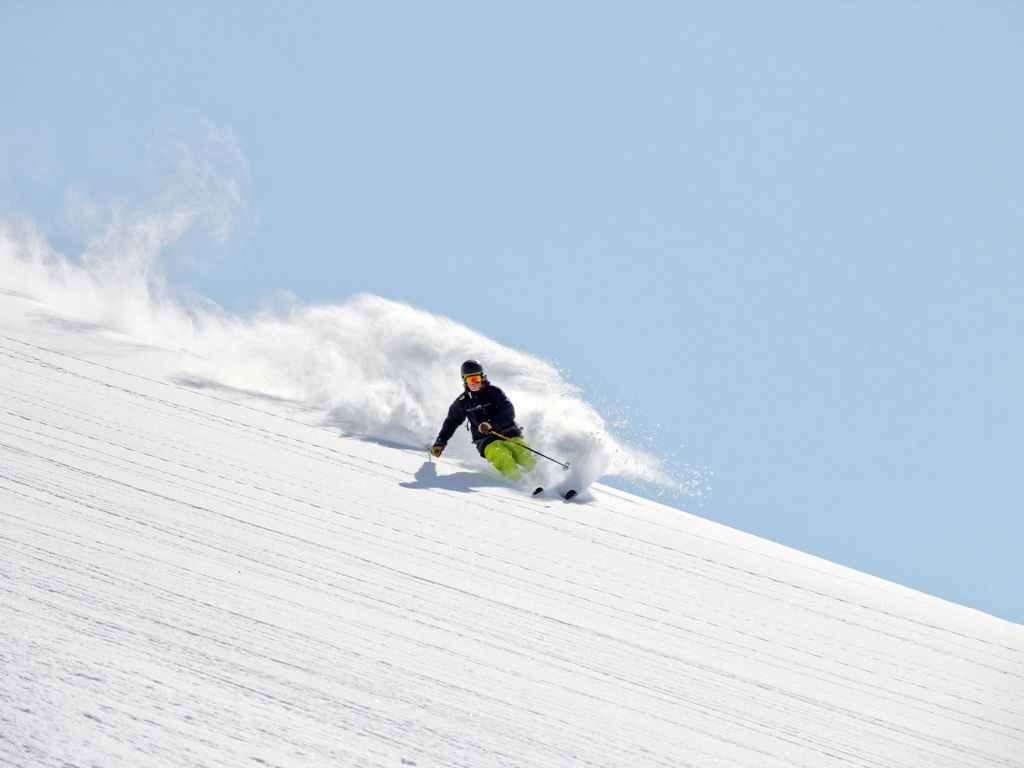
[{"xmin": 2, "ymin": 289, "xmax": 1023, "ymax": 768}]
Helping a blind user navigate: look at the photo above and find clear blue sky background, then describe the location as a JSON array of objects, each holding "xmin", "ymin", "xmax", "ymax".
[{"xmin": 3, "ymin": 1, "xmax": 1022, "ymax": 623}]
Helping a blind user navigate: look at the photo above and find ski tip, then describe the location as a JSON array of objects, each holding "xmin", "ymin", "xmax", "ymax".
[
  {"xmin": 532, "ymin": 486, "xmax": 544, "ymax": 496},
  {"xmin": 561, "ymin": 489, "xmax": 578, "ymax": 501}
]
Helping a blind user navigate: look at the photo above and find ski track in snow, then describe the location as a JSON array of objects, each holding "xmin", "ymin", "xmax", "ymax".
[{"xmin": 1, "ymin": 315, "xmax": 1023, "ymax": 767}]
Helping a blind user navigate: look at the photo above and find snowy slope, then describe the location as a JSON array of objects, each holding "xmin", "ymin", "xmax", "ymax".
[{"xmin": 1, "ymin": 291, "xmax": 1022, "ymax": 768}]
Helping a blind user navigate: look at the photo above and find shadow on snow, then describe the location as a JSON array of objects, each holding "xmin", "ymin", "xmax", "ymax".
[{"xmin": 400, "ymin": 460, "xmax": 506, "ymax": 494}]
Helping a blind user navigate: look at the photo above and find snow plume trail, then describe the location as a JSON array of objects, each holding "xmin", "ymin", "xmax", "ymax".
[
  {"xmin": 181, "ymin": 296, "xmax": 672, "ymax": 490},
  {"xmin": 0, "ymin": 123, "xmax": 251, "ymax": 342},
  {"xmin": 0, "ymin": 139, "xmax": 695, "ymax": 494}
]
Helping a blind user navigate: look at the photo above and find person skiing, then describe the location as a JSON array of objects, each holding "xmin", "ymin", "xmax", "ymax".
[{"xmin": 430, "ymin": 360, "xmax": 536, "ymax": 482}]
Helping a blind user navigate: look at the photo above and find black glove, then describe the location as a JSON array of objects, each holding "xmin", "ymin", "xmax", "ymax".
[
  {"xmin": 478, "ymin": 422, "xmax": 493, "ymax": 435},
  {"xmin": 430, "ymin": 443, "xmax": 444, "ymax": 457}
]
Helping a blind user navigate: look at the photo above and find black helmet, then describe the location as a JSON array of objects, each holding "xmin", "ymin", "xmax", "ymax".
[
  {"xmin": 461, "ymin": 360, "xmax": 483, "ymax": 377},
  {"xmin": 461, "ymin": 359, "xmax": 486, "ymax": 382}
]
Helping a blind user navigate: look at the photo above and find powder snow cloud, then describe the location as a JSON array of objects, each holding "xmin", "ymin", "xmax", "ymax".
[{"xmin": 0, "ymin": 125, "xmax": 701, "ymax": 496}]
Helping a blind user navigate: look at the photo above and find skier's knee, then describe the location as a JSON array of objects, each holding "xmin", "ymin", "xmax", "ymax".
[
  {"xmin": 512, "ymin": 438, "xmax": 536, "ymax": 470},
  {"xmin": 485, "ymin": 442, "xmax": 520, "ymax": 480}
]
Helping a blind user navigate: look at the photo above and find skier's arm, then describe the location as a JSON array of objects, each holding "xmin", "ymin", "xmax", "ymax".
[{"xmin": 435, "ymin": 398, "xmax": 466, "ymax": 446}]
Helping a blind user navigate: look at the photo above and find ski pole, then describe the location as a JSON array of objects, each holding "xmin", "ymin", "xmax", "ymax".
[{"xmin": 490, "ymin": 429, "xmax": 570, "ymax": 471}]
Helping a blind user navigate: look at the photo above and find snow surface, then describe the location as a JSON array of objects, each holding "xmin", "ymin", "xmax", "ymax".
[{"xmin": 1, "ymin": 290, "xmax": 1023, "ymax": 768}]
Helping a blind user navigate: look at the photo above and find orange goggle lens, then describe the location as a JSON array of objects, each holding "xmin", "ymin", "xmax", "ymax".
[{"xmin": 463, "ymin": 374, "xmax": 483, "ymax": 385}]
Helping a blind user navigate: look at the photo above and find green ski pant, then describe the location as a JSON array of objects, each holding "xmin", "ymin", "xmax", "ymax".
[{"xmin": 484, "ymin": 437, "xmax": 536, "ymax": 481}]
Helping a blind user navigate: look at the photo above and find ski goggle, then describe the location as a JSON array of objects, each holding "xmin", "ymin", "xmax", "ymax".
[{"xmin": 463, "ymin": 373, "xmax": 483, "ymax": 385}]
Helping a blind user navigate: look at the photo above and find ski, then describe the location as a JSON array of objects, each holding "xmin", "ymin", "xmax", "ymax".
[{"xmin": 530, "ymin": 487, "xmax": 578, "ymax": 501}]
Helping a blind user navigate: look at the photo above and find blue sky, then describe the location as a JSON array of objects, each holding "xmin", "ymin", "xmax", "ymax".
[{"xmin": 3, "ymin": 1, "xmax": 1023, "ymax": 623}]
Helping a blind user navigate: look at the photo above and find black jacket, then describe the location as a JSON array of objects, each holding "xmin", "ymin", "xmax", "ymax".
[{"xmin": 435, "ymin": 384, "xmax": 523, "ymax": 456}]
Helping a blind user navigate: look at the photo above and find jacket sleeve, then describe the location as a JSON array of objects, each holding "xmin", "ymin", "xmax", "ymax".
[
  {"xmin": 435, "ymin": 397, "xmax": 466, "ymax": 446},
  {"xmin": 489, "ymin": 386, "xmax": 517, "ymax": 431}
]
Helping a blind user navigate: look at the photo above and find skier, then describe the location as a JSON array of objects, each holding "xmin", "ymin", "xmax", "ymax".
[{"xmin": 430, "ymin": 360, "xmax": 536, "ymax": 482}]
